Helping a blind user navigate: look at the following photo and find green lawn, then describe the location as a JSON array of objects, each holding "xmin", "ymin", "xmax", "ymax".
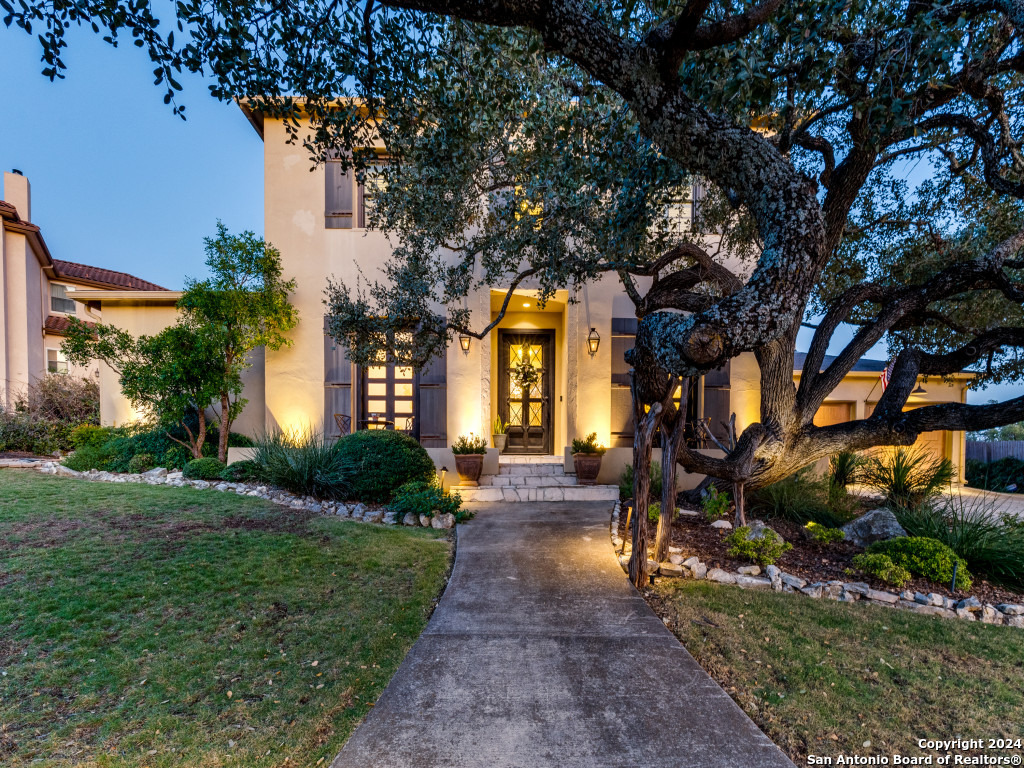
[
  {"xmin": 651, "ymin": 581, "xmax": 1024, "ymax": 763},
  {"xmin": 0, "ymin": 471, "xmax": 451, "ymax": 767}
]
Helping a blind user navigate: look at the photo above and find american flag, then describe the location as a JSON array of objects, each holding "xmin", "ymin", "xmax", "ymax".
[{"xmin": 880, "ymin": 359, "xmax": 895, "ymax": 391}]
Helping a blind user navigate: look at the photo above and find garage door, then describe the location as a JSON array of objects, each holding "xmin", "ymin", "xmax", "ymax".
[
  {"xmin": 813, "ymin": 402, "xmax": 854, "ymax": 427},
  {"xmin": 865, "ymin": 402, "xmax": 950, "ymax": 462}
]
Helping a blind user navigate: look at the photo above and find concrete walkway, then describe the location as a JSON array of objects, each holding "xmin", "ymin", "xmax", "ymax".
[{"xmin": 330, "ymin": 501, "xmax": 794, "ymax": 768}]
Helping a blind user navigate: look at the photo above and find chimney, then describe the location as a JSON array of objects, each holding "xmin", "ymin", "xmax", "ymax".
[{"xmin": 3, "ymin": 170, "xmax": 31, "ymax": 221}]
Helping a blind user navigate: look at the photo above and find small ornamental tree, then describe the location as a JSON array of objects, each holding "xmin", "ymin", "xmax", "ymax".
[
  {"xmin": 62, "ymin": 321, "xmax": 226, "ymax": 460},
  {"xmin": 179, "ymin": 223, "xmax": 298, "ymax": 463}
]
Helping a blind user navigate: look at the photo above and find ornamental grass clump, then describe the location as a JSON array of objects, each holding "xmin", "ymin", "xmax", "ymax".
[
  {"xmin": 250, "ymin": 429, "xmax": 353, "ymax": 499},
  {"xmin": 867, "ymin": 536, "xmax": 973, "ymax": 591},
  {"xmin": 862, "ymin": 447, "xmax": 954, "ymax": 509}
]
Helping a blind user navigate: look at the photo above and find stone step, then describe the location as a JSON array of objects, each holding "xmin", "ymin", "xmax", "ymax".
[
  {"xmin": 497, "ymin": 455, "xmax": 564, "ymax": 464},
  {"xmin": 497, "ymin": 463, "xmax": 567, "ymax": 476},
  {"xmin": 478, "ymin": 474, "xmax": 578, "ymax": 487},
  {"xmin": 457, "ymin": 485, "xmax": 620, "ymax": 503}
]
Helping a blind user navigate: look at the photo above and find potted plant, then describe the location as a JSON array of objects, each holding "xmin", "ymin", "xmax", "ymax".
[
  {"xmin": 491, "ymin": 416, "xmax": 508, "ymax": 452},
  {"xmin": 572, "ymin": 432, "xmax": 607, "ymax": 485},
  {"xmin": 452, "ymin": 433, "xmax": 488, "ymax": 486}
]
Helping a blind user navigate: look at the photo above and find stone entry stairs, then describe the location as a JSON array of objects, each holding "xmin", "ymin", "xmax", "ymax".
[{"xmin": 457, "ymin": 455, "xmax": 619, "ymax": 503}]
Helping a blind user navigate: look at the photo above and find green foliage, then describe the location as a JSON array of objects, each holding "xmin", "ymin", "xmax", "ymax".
[
  {"xmin": 183, "ymin": 457, "xmax": 227, "ymax": 481},
  {"xmin": 748, "ymin": 470, "xmax": 855, "ymax": 528},
  {"xmin": 862, "ymin": 448, "xmax": 954, "ymax": 509},
  {"xmin": 868, "ymin": 537, "xmax": 973, "ymax": 591},
  {"xmin": 701, "ymin": 486, "xmax": 730, "ymax": 522},
  {"xmin": 71, "ymin": 424, "xmax": 114, "ymax": 450},
  {"xmin": 451, "ymin": 433, "xmax": 488, "ymax": 455},
  {"xmin": 852, "ymin": 553, "xmax": 912, "ymax": 587},
  {"xmin": 725, "ymin": 526, "xmax": 793, "ymax": 566},
  {"xmin": 0, "ymin": 412, "xmax": 76, "ymax": 456},
  {"xmin": 334, "ymin": 430, "xmax": 437, "ymax": 502},
  {"xmin": 647, "ymin": 501, "xmax": 662, "ymax": 522},
  {"xmin": 491, "ymin": 416, "xmax": 508, "ymax": 434},
  {"xmin": 828, "ymin": 450, "xmax": 864, "ymax": 492},
  {"xmin": 805, "ymin": 522, "xmax": 845, "ymax": 545},
  {"xmin": 969, "ymin": 421, "xmax": 1024, "ymax": 442},
  {"xmin": 619, "ymin": 462, "xmax": 663, "ymax": 501},
  {"xmin": 965, "ymin": 457, "xmax": 1024, "ymax": 493},
  {"xmin": 128, "ymin": 453, "xmax": 155, "ymax": 473},
  {"xmin": 221, "ymin": 459, "xmax": 262, "ymax": 483},
  {"xmin": 571, "ymin": 432, "xmax": 606, "ymax": 455},
  {"xmin": 62, "ymin": 445, "xmax": 112, "ymax": 472},
  {"xmin": 891, "ymin": 495, "xmax": 1024, "ymax": 589},
  {"xmin": 250, "ymin": 430, "xmax": 352, "ymax": 499},
  {"xmin": 389, "ymin": 480, "xmax": 467, "ymax": 522}
]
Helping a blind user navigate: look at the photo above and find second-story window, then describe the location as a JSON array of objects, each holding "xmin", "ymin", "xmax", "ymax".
[
  {"xmin": 325, "ymin": 154, "xmax": 387, "ymax": 229},
  {"xmin": 665, "ymin": 186, "xmax": 693, "ymax": 234},
  {"xmin": 50, "ymin": 283, "xmax": 76, "ymax": 314}
]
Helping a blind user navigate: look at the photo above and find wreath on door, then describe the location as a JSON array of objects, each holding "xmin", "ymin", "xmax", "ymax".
[{"xmin": 512, "ymin": 361, "xmax": 540, "ymax": 389}]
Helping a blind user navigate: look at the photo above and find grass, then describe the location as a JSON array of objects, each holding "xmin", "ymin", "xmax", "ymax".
[
  {"xmin": 0, "ymin": 471, "xmax": 451, "ymax": 767},
  {"xmin": 651, "ymin": 581, "xmax": 1024, "ymax": 763}
]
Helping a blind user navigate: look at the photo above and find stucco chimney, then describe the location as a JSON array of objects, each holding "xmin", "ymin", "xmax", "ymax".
[{"xmin": 3, "ymin": 170, "xmax": 31, "ymax": 221}]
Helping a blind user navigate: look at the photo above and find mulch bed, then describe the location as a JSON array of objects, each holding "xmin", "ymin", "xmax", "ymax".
[{"xmin": 617, "ymin": 507, "xmax": 1024, "ymax": 606}]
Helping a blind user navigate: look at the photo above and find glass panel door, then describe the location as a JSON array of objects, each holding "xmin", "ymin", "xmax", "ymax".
[{"xmin": 499, "ymin": 331, "xmax": 553, "ymax": 454}]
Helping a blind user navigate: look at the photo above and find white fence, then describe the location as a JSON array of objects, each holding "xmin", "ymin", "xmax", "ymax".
[{"xmin": 966, "ymin": 441, "xmax": 1024, "ymax": 462}]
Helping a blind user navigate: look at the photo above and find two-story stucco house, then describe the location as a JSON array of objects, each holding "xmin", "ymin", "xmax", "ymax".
[
  {"xmin": 79, "ymin": 109, "xmax": 974, "ymax": 497},
  {"xmin": 1, "ymin": 170, "xmax": 169, "ymax": 407}
]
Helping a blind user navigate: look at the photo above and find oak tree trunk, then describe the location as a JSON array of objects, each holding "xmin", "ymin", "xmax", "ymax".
[
  {"xmin": 654, "ymin": 386, "xmax": 687, "ymax": 563},
  {"xmin": 628, "ymin": 372, "xmax": 666, "ymax": 588},
  {"xmin": 733, "ymin": 480, "xmax": 746, "ymax": 527}
]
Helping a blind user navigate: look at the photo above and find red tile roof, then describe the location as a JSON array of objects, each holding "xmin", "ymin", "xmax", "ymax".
[
  {"xmin": 52, "ymin": 259, "xmax": 168, "ymax": 291},
  {"xmin": 44, "ymin": 315, "xmax": 94, "ymax": 336}
]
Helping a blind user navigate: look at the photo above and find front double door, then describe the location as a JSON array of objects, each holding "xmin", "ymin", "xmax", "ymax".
[{"xmin": 499, "ymin": 331, "xmax": 553, "ymax": 454}]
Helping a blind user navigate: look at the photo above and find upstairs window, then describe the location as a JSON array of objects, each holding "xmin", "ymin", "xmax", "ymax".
[
  {"xmin": 47, "ymin": 348, "xmax": 68, "ymax": 373},
  {"xmin": 325, "ymin": 155, "xmax": 387, "ymax": 229},
  {"xmin": 664, "ymin": 187, "xmax": 693, "ymax": 234},
  {"xmin": 50, "ymin": 283, "xmax": 76, "ymax": 314}
]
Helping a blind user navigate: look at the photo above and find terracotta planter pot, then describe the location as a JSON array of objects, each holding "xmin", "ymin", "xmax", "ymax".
[
  {"xmin": 454, "ymin": 453, "xmax": 485, "ymax": 486},
  {"xmin": 492, "ymin": 434, "xmax": 507, "ymax": 452},
  {"xmin": 573, "ymin": 453, "xmax": 603, "ymax": 485}
]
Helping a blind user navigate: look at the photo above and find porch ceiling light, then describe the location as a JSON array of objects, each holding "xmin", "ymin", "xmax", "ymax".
[
  {"xmin": 587, "ymin": 327, "xmax": 601, "ymax": 356},
  {"xmin": 912, "ymin": 384, "xmax": 927, "ymax": 395},
  {"xmin": 459, "ymin": 333, "xmax": 472, "ymax": 353}
]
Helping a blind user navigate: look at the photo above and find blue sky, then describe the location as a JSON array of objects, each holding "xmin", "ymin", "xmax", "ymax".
[
  {"xmin": 1, "ymin": 25, "xmax": 1019, "ymax": 405},
  {"xmin": 0, "ymin": 29, "xmax": 264, "ymax": 290}
]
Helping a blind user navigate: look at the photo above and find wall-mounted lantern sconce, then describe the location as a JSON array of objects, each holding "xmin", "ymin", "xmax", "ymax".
[
  {"xmin": 587, "ymin": 327, "xmax": 601, "ymax": 357},
  {"xmin": 912, "ymin": 384, "xmax": 927, "ymax": 395},
  {"xmin": 459, "ymin": 334, "xmax": 472, "ymax": 354}
]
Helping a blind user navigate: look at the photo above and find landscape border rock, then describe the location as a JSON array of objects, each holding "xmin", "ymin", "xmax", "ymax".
[{"xmin": 607, "ymin": 502, "xmax": 1024, "ymax": 630}]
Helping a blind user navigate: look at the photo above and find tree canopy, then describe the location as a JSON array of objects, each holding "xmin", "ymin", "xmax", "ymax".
[{"xmin": 7, "ymin": 0, "xmax": 1024, "ymax": 487}]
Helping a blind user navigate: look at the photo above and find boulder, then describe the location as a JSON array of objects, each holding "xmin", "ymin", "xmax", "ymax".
[
  {"xmin": 980, "ymin": 604, "xmax": 1002, "ymax": 624},
  {"xmin": 866, "ymin": 588, "xmax": 898, "ymax": 604},
  {"xmin": 419, "ymin": 514, "xmax": 432, "ymax": 527},
  {"xmin": 1005, "ymin": 615, "xmax": 1024, "ymax": 628},
  {"xmin": 737, "ymin": 565, "xmax": 761, "ymax": 576},
  {"xmin": 801, "ymin": 583, "xmax": 824, "ymax": 598},
  {"xmin": 734, "ymin": 574, "xmax": 772, "ymax": 590},
  {"xmin": 682, "ymin": 556, "xmax": 702, "ymax": 568},
  {"xmin": 957, "ymin": 596, "xmax": 983, "ymax": 612},
  {"xmin": 659, "ymin": 562, "xmax": 685, "ymax": 578},
  {"xmin": 432, "ymin": 512, "xmax": 456, "ymax": 529},
  {"xmin": 997, "ymin": 603, "xmax": 1024, "ymax": 616},
  {"xmin": 351, "ymin": 503, "xmax": 368, "ymax": 520},
  {"xmin": 668, "ymin": 554, "xmax": 684, "ymax": 566},
  {"xmin": 707, "ymin": 568, "xmax": 736, "ymax": 584},
  {"xmin": 747, "ymin": 520, "xmax": 784, "ymax": 543},
  {"xmin": 402, "ymin": 512, "xmax": 419, "ymax": 526},
  {"xmin": 363, "ymin": 508, "xmax": 384, "ymax": 524},
  {"xmin": 690, "ymin": 562, "xmax": 708, "ymax": 580},
  {"xmin": 780, "ymin": 572, "xmax": 806, "ymax": 590},
  {"xmin": 841, "ymin": 507, "xmax": 907, "ymax": 548},
  {"xmin": 143, "ymin": 467, "xmax": 168, "ymax": 479},
  {"xmin": 710, "ymin": 520, "xmax": 733, "ymax": 530}
]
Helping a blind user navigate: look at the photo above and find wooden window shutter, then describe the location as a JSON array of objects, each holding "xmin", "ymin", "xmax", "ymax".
[
  {"xmin": 610, "ymin": 318, "xmax": 637, "ymax": 448},
  {"xmin": 325, "ymin": 159, "xmax": 354, "ymax": 229},
  {"xmin": 702, "ymin": 359, "xmax": 731, "ymax": 443},
  {"xmin": 324, "ymin": 319, "xmax": 354, "ymax": 436},
  {"xmin": 416, "ymin": 347, "xmax": 447, "ymax": 447}
]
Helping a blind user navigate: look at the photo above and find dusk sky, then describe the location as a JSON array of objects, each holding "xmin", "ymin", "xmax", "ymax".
[{"xmin": 1, "ymin": 25, "xmax": 1019, "ymax": 405}]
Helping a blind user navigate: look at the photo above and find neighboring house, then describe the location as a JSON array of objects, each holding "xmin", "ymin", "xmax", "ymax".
[
  {"xmin": 80, "ymin": 109, "xmax": 974, "ymax": 488},
  {"xmin": 0, "ymin": 170, "xmax": 168, "ymax": 406}
]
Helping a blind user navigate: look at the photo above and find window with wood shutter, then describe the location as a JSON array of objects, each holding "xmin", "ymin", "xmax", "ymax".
[
  {"xmin": 325, "ymin": 159, "xmax": 354, "ymax": 229},
  {"xmin": 702, "ymin": 360, "xmax": 731, "ymax": 442},
  {"xmin": 324, "ymin": 321, "xmax": 354, "ymax": 437},
  {"xmin": 416, "ymin": 350, "xmax": 447, "ymax": 447}
]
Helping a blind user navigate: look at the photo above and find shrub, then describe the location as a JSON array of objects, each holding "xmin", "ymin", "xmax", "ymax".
[
  {"xmin": 647, "ymin": 501, "xmax": 662, "ymax": 522},
  {"xmin": 183, "ymin": 457, "xmax": 227, "ymax": 480},
  {"xmin": 221, "ymin": 460, "xmax": 262, "ymax": 483},
  {"xmin": 852, "ymin": 553, "xmax": 912, "ymax": 587},
  {"xmin": 747, "ymin": 469, "xmax": 853, "ymax": 527},
  {"xmin": 701, "ymin": 485, "xmax": 730, "ymax": 522},
  {"xmin": 334, "ymin": 429, "xmax": 436, "ymax": 502},
  {"xmin": 0, "ymin": 412, "xmax": 76, "ymax": 455},
  {"xmin": 965, "ymin": 457, "xmax": 1024, "ymax": 493},
  {"xmin": 891, "ymin": 494, "xmax": 1024, "ymax": 589},
  {"xmin": 451, "ymin": 433, "xmax": 488, "ymax": 454},
  {"xmin": 389, "ymin": 480, "xmax": 467, "ymax": 521},
  {"xmin": 14, "ymin": 374, "xmax": 100, "ymax": 423},
  {"xmin": 805, "ymin": 521, "xmax": 845, "ymax": 544},
  {"xmin": 128, "ymin": 453, "xmax": 155, "ymax": 473},
  {"xmin": 571, "ymin": 432, "xmax": 606, "ymax": 455},
  {"xmin": 71, "ymin": 424, "xmax": 115, "ymax": 449},
  {"xmin": 725, "ymin": 526, "xmax": 793, "ymax": 565},
  {"xmin": 867, "ymin": 536, "xmax": 973, "ymax": 591},
  {"xmin": 619, "ymin": 462, "xmax": 663, "ymax": 501},
  {"xmin": 862, "ymin": 447, "xmax": 954, "ymax": 509},
  {"xmin": 63, "ymin": 445, "xmax": 112, "ymax": 472},
  {"xmin": 250, "ymin": 430, "xmax": 351, "ymax": 498}
]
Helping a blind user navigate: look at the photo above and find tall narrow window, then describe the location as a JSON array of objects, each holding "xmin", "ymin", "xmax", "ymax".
[
  {"xmin": 358, "ymin": 161, "xmax": 387, "ymax": 228},
  {"xmin": 665, "ymin": 186, "xmax": 693, "ymax": 234},
  {"xmin": 50, "ymin": 283, "xmax": 76, "ymax": 314},
  {"xmin": 325, "ymin": 157, "xmax": 355, "ymax": 229},
  {"xmin": 47, "ymin": 348, "xmax": 68, "ymax": 373}
]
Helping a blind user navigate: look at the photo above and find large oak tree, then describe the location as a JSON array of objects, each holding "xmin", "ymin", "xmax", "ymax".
[{"xmin": 7, "ymin": 0, "xmax": 1024, "ymax": 584}]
